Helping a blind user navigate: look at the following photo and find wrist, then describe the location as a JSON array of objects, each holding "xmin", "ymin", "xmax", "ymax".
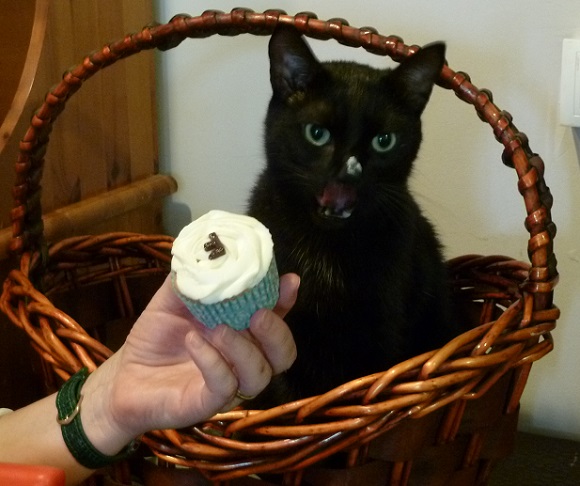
[
  {"xmin": 57, "ymin": 365, "xmax": 138, "ymax": 468},
  {"xmin": 79, "ymin": 357, "xmax": 138, "ymax": 456}
]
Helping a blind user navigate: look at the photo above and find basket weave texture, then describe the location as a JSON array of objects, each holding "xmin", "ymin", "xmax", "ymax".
[{"xmin": 0, "ymin": 8, "xmax": 559, "ymax": 486}]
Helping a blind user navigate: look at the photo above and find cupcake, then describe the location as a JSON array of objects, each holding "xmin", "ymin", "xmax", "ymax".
[{"xmin": 171, "ymin": 210, "xmax": 279, "ymax": 330}]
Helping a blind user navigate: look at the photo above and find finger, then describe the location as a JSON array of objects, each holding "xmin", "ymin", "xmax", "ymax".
[
  {"xmin": 208, "ymin": 325, "xmax": 273, "ymax": 400},
  {"xmin": 185, "ymin": 328, "xmax": 238, "ymax": 410},
  {"xmin": 249, "ymin": 308, "xmax": 297, "ymax": 375},
  {"xmin": 273, "ymin": 273, "xmax": 300, "ymax": 318}
]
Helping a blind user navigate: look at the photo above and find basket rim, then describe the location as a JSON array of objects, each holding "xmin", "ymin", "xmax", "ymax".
[{"xmin": 8, "ymin": 9, "xmax": 557, "ymax": 304}]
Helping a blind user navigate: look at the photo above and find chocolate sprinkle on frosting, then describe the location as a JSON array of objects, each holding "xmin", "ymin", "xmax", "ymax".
[{"xmin": 204, "ymin": 232, "xmax": 226, "ymax": 260}]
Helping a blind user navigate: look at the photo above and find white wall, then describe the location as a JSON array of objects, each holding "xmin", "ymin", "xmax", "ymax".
[{"xmin": 154, "ymin": 0, "xmax": 580, "ymax": 440}]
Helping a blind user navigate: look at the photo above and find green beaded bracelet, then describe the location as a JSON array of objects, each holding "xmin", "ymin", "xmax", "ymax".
[{"xmin": 56, "ymin": 367, "xmax": 138, "ymax": 469}]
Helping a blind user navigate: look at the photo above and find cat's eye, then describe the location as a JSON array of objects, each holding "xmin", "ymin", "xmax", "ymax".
[
  {"xmin": 371, "ymin": 133, "xmax": 397, "ymax": 153},
  {"xmin": 304, "ymin": 123, "xmax": 331, "ymax": 146}
]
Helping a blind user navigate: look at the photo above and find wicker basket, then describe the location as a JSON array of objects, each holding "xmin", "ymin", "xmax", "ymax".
[{"xmin": 0, "ymin": 9, "xmax": 559, "ymax": 486}]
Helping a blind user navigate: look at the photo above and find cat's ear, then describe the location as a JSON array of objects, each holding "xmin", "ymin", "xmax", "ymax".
[
  {"xmin": 389, "ymin": 42, "xmax": 446, "ymax": 115},
  {"xmin": 268, "ymin": 26, "xmax": 323, "ymax": 102}
]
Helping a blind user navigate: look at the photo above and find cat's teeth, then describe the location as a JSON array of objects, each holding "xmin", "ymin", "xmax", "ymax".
[
  {"xmin": 340, "ymin": 208, "xmax": 353, "ymax": 219},
  {"xmin": 321, "ymin": 206, "xmax": 353, "ymax": 219}
]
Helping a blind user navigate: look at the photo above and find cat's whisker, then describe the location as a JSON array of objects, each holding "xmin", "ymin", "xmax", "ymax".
[{"xmin": 374, "ymin": 186, "xmax": 414, "ymax": 223}]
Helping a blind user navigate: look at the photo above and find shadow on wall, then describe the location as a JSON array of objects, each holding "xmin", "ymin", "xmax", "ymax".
[
  {"xmin": 573, "ymin": 128, "xmax": 580, "ymax": 164},
  {"xmin": 163, "ymin": 199, "xmax": 192, "ymax": 236}
]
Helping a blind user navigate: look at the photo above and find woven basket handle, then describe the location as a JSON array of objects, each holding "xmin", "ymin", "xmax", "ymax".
[{"xmin": 10, "ymin": 8, "xmax": 557, "ymax": 308}]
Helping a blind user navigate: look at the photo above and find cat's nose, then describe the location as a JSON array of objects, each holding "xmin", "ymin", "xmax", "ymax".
[{"xmin": 338, "ymin": 156, "xmax": 363, "ymax": 183}]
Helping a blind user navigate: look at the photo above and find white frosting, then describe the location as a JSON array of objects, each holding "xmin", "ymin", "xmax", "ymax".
[{"xmin": 171, "ymin": 210, "xmax": 274, "ymax": 304}]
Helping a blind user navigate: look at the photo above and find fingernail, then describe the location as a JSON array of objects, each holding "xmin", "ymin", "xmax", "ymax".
[
  {"xmin": 252, "ymin": 308, "xmax": 271, "ymax": 332},
  {"xmin": 187, "ymin": 330, "xmax": 204, "ymax": 349},
  {"xmin": 218, "ymin": 324, "xmax": 236, "ymax": 344}
]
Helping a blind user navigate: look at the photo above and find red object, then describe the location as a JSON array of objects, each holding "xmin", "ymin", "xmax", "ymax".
[{"xmin": 0, "ymin": 463, "xmax": 65, "ymax": 486}]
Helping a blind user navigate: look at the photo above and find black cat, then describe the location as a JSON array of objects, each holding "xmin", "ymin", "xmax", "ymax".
[{"xmin": 248, "ymin": 27, "xmax": 456, "ymax": 404}]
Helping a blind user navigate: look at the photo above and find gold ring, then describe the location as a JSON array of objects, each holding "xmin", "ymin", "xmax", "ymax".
[{"xmin": 235, "ymin": 390, "xmax": 256, "ymax": 401}]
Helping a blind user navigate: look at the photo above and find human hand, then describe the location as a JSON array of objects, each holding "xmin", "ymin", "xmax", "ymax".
[{"xmin": 80, "ymin": 273, "xmax": 299, "ymax": 455}]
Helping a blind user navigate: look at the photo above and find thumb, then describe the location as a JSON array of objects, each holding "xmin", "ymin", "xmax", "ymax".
[{"xmin": 274, "ymin": 273, "xmax": 300, "ymax": 318}]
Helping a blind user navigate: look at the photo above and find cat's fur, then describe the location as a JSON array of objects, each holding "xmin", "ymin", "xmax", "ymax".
[{"xmin": 247, "ymin": 27, "xmax": 456, "ymax": 404}]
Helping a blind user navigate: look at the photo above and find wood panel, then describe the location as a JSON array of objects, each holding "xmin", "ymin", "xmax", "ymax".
[
  {"xmin": 0, "ymin": 0, "xmax": 158, "ymax": 239},
  {"xmin": 40, "ymin": 0, "xmax": 157, "ymax": 212},
  {"xmin": 0, "ymin": 1, "xmax": 163, "ymax": 410}
]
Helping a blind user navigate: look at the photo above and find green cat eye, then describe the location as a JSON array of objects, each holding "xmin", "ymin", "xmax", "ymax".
[
  {"xmin": 304, "ymin": 123, "xmax": 331, "ymax": 146},
  {"xmin": 371, "ymin": 133, "xmax": 397, "ymax": 153}
]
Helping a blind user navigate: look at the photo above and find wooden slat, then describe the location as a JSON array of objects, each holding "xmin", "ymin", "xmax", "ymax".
[
  {"xmin": 43, "ymin": 1, "xmax": 84, "ymax": 209},
  {"xmin": 123, "ymin": 0, "xmax": 158, "ymax": 180},
  {"xmin": 72, "ymin": 1, "xmax": 109, "ymax": 199},
  {"xmin": 0, "ymin": 174, "xmax": 177, "ymax": 261}
]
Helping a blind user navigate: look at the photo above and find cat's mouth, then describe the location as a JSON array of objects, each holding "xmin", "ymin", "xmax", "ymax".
[{"xmin": 316, "ymin": 181, "xmax": 357, "ymax": 220}]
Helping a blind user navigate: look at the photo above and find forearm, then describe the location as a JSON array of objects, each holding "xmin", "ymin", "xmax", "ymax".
[
  {"xmin": 0, "ymin": 355, "xmax": 135, "ymax": 486},
  {"xmin": 0, "ymin": 393, "xmax": 92, "ymax": 485}
]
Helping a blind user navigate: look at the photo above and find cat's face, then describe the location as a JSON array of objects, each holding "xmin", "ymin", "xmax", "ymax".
[{"xmin": 264, "ymin": 27, "xmax": 445, "ymax": 229}]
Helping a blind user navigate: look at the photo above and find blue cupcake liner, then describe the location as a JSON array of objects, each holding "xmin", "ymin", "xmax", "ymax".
[{"xmin": 173, "ymin": 259, "xmax": 279, "ymax": 331}]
